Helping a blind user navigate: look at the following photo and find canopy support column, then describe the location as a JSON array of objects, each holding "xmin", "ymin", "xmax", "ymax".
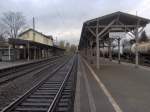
[
  {"xmin": 135, "ymin": 23, "xmax": 139, "ymax": 67},
  {"xmin": 108, "ymin": 39, "xmax": 112, "ymax": 61},
  {"xmin": 34, "ymin": 47, "xmax": 36, "ymax": 60},
  {"xmin": 24, "ymin": 46, "xmax": 26, "ymax": 59},
  {"xmin": 27, "ymin": 41, "xmax": 30, "ymax": 61},
  {"xmin": 8, "ymin": 45, "xmax": 11, "ymax": 61},
  {"xmin": 118, "ymin": 38, "xmax": 121, "ymax": 64},
  {"xmin": 102, "ymin": 42, "xmax": 105, "ymax": 58},
  {"xmin": 96, "ymin": 20, "xmax": 100, "ymax": 69}
]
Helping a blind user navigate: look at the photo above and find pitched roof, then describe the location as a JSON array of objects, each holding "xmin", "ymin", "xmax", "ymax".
[
  {"xmin": 79, "ymin": 11, "xmax": 150, "ymax": 49},
  {"xmin": 19, "ymin": 28, "xmax": 53, "ymax": 40},
  {"xmin": 85, "ymin": 11, "xmax": 150, "ymax": 26}
]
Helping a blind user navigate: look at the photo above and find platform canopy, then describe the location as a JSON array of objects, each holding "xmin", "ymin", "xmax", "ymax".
[
  {"xmin": 79, "ymin": 11, "xmax": 150, "ymax": 69},
  {"xmin": 9, "ymin": 38, "xmax": 65, "ymax": 51},
  {"xmin": 79, "ymin": 11, "xmax": 150, "ymax": 49}
]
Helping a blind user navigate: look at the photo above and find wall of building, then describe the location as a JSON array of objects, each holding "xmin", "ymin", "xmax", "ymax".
[{"xmin": 19, "ymin": 30, "xmax": 53, "ymax": 46}]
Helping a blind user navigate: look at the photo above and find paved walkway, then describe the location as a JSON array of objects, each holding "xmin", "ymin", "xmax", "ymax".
[
  {"xmin": 74, "ymin": 55, "xmax": 150, "ymax": 112},
  {"xmin": 74, "ymin": 56, "xmax": 115, "ymax": 112}
]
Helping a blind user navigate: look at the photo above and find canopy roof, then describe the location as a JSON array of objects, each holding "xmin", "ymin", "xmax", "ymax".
[
  {"xmin": 8, "ymin": 38, "xmax": 65, "ymax": 50},
  {"xmin": 85, "ymin": 11, "xmax": 150, "ymax": 26},
  {"xmin": 79, "ymin": 11, "xmax": 150, "ymax": 49}
]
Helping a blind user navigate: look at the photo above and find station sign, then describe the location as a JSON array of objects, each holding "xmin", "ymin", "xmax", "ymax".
[{"xmin": 109, "ymin": 32, "xmax": 126, "ymax": 39}]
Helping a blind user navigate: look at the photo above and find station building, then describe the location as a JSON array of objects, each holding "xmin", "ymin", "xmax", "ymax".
[
  {"xmin": 0, "ymin": 28, "xmax": 65, "ymax": 61},
  {"xmin": 19, "ymin": 28, "xmax": 53, "ymax": 46}
]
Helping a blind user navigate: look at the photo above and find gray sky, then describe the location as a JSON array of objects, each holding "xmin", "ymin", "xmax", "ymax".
[{"xmin": 0, "ymin": 0, "xmax": 150, "ymax": 45}]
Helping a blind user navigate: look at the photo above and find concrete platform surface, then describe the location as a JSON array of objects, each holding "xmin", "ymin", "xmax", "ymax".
[
  {"xmin": 74, "ymin": 56, "xmax": 150, "ymax": 112},
  {"xmin": 0, "ymin": 60, "xmax": 38, "ymax": 70},
  {"xmin": 74, "ymin": 56, "xmax": 115, "ymax": 112}
]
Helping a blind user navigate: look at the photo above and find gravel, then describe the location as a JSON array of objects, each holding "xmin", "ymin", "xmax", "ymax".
[{"xmin": 0, "ymin": 56, "xmax": 68, "ymax": 110}]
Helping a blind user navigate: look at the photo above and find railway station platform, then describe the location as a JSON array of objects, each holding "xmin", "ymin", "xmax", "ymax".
[
  {"xmin": 0, "ymin": 59, "xmax": 39, "ymax": 70},
  {"xmin": 74, "ymin": 55, "xmax": 150, "ymax": 112}
]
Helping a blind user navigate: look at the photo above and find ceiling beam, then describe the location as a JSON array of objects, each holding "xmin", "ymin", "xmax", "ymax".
[
  {"xmin": 86, "ymin": 25, "xmax": 136, "ymax": 28},
  {"xmin": 99, "ymin": 29, "xmax": 110, "ymax": 41},
  {"xmin": 87, "ymin": 27, "xmax": 96, "ymax": 37},
  {"xmin": 97, "ymin": 19, "xmax": 116, "ymax": 37},
  {"xmin": 118, "ymin": 20, "xmax": 136, "ymax": 35}
]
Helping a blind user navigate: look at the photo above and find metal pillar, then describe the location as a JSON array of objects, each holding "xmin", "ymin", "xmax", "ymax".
[
  {"xmin": 8, "ymin": 45, "xmax": 11, "ymax": 61},
  {"xmin": 45, "ymin": 49, "xmax": 47, "ymax": 58},
  {"xmin": 44, "ymin": 49, "xmax": 46, "ymax": 58},
  {"xmin": 38, "ymin": 48, "xmax": 41, "ymax": 59},
  {"xmin": 103, "ymin": 42, "xmax": 105, "ymax": 58},
  {"xmin": 44, "ymin": 49, "xmax": 45, "ymax": 58},
  {"xmin": 118, "ymin": 38, "xmax": 121, "ymax": 64},
  {"xmin": 47, "ymin": 49, "xmax": 48, "ymax": 58},
  {"xmin": 27, "ymin": 41, "xmax": 30, "ymax": 61},
  {"xmin": 48, "ymin": 49, "xmax": 50, "ymax": 57},
  {"xmin": 46, "ymin": 49, "xmax": 48, "ymax": 58},
  {"xmin": 24, "ymin": 46, "xmax": 26, "ymax": 59},
  {"xmin": 90, "ymin": 41, "xmax": 92, "ymax": 56},
  {"xmin": 96, "ymin": 20, "xmax": 100, "ymax": 69},
  {"xmin": 40, "ymin": 48, "xmax": 42, "ymax": 59},
  {"xmin": 135, "ymin": 25, "xmax": 139, "ymax": 67},
  {"xmin": 34, "ymin": 47, "xmax": 36, "ymax": 60},
  {"xmin": 108, "ymin": 39, "xmax": 112, "ymax": 61},
  {"xmin": 41, "ymin": 49, "xmax": 43, "ymax": 59}
]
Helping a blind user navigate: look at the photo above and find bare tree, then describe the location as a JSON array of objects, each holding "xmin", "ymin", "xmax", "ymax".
[
  {"xmin": 0, "ymin": 22, "xmax": 6, "ymax": 41},
  {"xmin": 1, "ymin": 11, "xmax": 26, "ymax": 38},
  {"xmin": 0, "ymin": 34, "xmax": 5, "ymax": 41}
]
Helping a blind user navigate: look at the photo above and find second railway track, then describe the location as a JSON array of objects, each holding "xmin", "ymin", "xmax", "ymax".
[
  {"xmin": 1, "ymin": 54, "xmax": 78, "ymax": 112},
  {"xmin": 0, "ymin": 55, "xmax": 69, "ymax": 85}
]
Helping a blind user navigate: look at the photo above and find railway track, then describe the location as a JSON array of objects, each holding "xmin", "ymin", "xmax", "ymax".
[
  {"xmin": 0, "ymin": 56, "xmax": 62, "ymax": 77},
  {"xmin": 1, "ymin": 55, "xmax": 78, "ymax": 112},
  {"xmin": 0, "ymin": 55, "xmax": 68, "ymax": 85}
]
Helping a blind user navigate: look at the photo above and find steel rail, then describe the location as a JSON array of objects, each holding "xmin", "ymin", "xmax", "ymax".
[
  {"xmin": 0, "ymin": 56, "xmax": 68, "ymax": 85},
  {"xmin": 1, "ymin": 56, "xmax": 73, "ymax": 112},
  {"xmin": 47, "ymin": 55, "xmax": 76, "ymax": 112},
  {"xmin": 0, "ymin": 56, "xmax": 63, "ymax": 78}
]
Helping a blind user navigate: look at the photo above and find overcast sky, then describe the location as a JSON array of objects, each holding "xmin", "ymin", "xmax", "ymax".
[{"xmin": 0, "ymin": 0, "xmax": 150, "ymax": 45}]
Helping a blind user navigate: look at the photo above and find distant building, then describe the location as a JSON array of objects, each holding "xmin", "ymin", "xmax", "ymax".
[
  {"xmin": 19, "ymin": 28, "xmax": 53, "ymax": 46},
  {"xmin": 0, "ymin": 41, "xmax": 12, "ymax": 61},
  {"xmin": 0, "ymin": 29, "xmax": 65, "ymax": 61}
]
